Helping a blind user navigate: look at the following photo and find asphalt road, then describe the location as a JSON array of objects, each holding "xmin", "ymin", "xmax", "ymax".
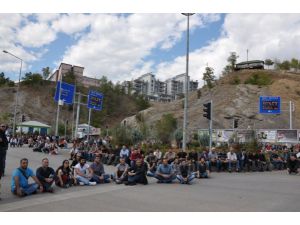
[{"xmin": 0, "ymin": 146, "xmax": 300, "ymax": 212}]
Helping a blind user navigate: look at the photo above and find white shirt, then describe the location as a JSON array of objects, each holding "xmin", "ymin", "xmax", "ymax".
[
  {"xmin": 154, "ymin": 151, "xmax": 162, "ymax": 159},
  {"xmin": 74, "ymin": 163, "xmax": 90, "ymax": 178},
  {"xmin": 227, "ymin": 152, "xmax": 237, "ymax": 161}
]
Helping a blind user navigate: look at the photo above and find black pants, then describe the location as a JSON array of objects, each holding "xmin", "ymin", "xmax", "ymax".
[{"xmin": 0, "ymin": 150, "xmax": 7, "ymax": 177}]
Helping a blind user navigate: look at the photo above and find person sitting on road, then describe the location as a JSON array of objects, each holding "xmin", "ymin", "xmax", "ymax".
[
  {"xmin": 271, "ymin": 150, "xmax": 284, "ymax": 170},
  {"xmin": 49, "ymin": 141, "xmax": 58, "ymax": 155},
  {"xmin": 287, "ymin": 154, "xmax": 299, "ymax": 175},
  {"xmin": 120, "ymin": 145, "xmax": 130, "ymax": 163},
  {"xmin": 42, "ymin": 139, "xmax": 51, "ymax": 154},
  {"xmin": 126, "ymin": 158, "xmax": 148, "ymax": 185},
  {"xmin": 177, "ymin": 159, "xmax": 196, "ymax": 184},
  {"xmin": 145, "ymin": 151, "xmax": 158, "ymax": 177},
  {"xmin": 197, "ymin": 157, "xmax": 210, "ymax": 178},
  {"xmin": 154, "ymin": 158, "xmax": 176, "ymax": 183},
  {"xmin": 36, "ymin": 158, "xmax": 56, "ymax": 193},
  {"xmin": 55, "ymin": 160, "xmax": 76, "ymax": 188},
  {"xmin": 208, "ymin": 147, "xmax": 221, "ymax": 172},
  {"xmin": 74, "ymin": 158, "xmax": 96, "ymax": 186},
  {"xmin": 11, "ymin": 158, "xmax": 44, "ymax": 197},
  {"xmin": 154, "ymin": 148, "xmax": 162, "ymax": 161},
  {"xmin": 164, "ymin": 149, "xmax": 176, "ymax": 164},
  {"xmin": 177, "ymin": 149, "xmax": 187, "ymax": 162},
  {"xmin": 89, "ymin": 155, "xmax": 111, "ymax": 184},
  {"xmin": 115, "ymin": 157, "xmax": 129, "ymax": 184},
  {"xmin": 257, "ymin": 151, "xmax": 267, "ymax": 172},
  {"xmin": 246, "ymin": 152, "xmax": 258, "ymax": 172},
  {"xmin": 71, "ymin": 153, "xmax": 81, "ymax": 172},
  {"xmin": 227, "ymin": 147, "xmax": 240, "ymax": 172},
  {"xmin": 130, "ymin": 148, "xmax": 142, "ymax": 167}
]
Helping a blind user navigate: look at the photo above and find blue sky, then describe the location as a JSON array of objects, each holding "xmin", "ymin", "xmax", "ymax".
[{"xmin": 1, "ymin": 14, "xmax": 300, "ymax": 86}]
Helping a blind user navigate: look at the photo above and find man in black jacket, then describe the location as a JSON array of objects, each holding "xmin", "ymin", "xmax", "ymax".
[
  {"xmin": 126, "ymin": 158, "xmax": 148, "ymax": 185},
  {"xmin": 0, "ymin": 124, "xmax": 8, "ymax": 178},
  {"xmin": 36, "ymin": 158, "xmax": 56, "ymax": 192},
  {"xmin": 287, "ymin": 154, "xmax": 299, "ymax": 174}
]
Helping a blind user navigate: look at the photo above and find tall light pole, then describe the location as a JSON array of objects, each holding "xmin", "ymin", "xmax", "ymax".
[
  {"xmin": 181, "ymin": 13, "xmax": 195, "ymax": 151},
  {"xmin": 3, "ymin": 50, "xmax": 23, "ymax": 137}
]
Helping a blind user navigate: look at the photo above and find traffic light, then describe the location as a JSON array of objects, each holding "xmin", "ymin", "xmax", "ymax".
[
  {"xmin": 234, "ymin": 119, "xmax": 239, "ymax": 128},
  {"xmin": 21, "ymin": 115, "xmax": 26, "ymax": 122},
  {"xmin": 203, "ymin": 102, "xmax": 211, "ymax": 120}
]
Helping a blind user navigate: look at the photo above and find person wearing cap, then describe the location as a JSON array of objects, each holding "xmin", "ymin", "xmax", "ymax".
[{"xmin": 0, "ymin": 124, "xmax": 8, "ymax": 200}]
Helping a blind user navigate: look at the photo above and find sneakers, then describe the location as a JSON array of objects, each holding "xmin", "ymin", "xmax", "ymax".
[
  {"xmin": 79, "ymin": 182, "xmax": 85, "ymax": 186},
  {"xmin": 88, "ymin": 182, "xmax": 97, "ymax": 186}
]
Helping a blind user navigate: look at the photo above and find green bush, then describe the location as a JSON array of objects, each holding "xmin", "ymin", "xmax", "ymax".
[
  {"xmin": 244, "ymin": 71, "xmax": 272, "ymax": 86},
  {"xmin": 230, "ymin": 76, "xmax": 241, "ymax": 85}
]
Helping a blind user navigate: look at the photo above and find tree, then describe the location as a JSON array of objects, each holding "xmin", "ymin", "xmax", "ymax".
[
  {"xmin": 174, "ymin": 128, "xmax": 183, "ymax": 147},
  {"xmin": 22, "ymin": 72, "xmax": 43, "ymax": 85},
  {"xmin": 222, "ymin": 65, "xmax": 232, "ymax": 76},
  {"xmin": 155, "ymin": 114, "xmax": 177, "ymax": 144},
  {"xmin": 264, "ymin": 59, "xmax": 274, "ymax": 69},
  {"xmin": 42, "ymin": 67, "xmax": 51, "ymax": 80},
  {"xmin": 227, "ymin": 52, "xmax": 239, "ymax": 71},
  {"xmin": 0, "ymin": 72, "xmax": 14, "ymax": 87},
  {"xmin": 290, "ymin": 58, "xmax": 299, "ymax": 72},
  {"xmin": 202, "ymin": 66, "xmax": 215, "ymax": 89},
  {"xmin": 280, "ymin": 60, "xmax": 291, "ymax": 71}
]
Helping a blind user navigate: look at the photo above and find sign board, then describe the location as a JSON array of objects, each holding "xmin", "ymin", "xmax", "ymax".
[
  {"xmin": 259, "ymin": 96, "xmax": 281, "ymax": 114},
  {"xmin": 216, "ymin": 129, "xmax": 234, "ymax": 142},
  {"xmin": 54, "ymin": 81, "xmax": 75, "ymax": 105},
  {"xmin": 257, "ymin": 130, "xmax": 277, "ymax": 142},
  {"xmin": 277, "ymin": 130, "xmax": 298, "ymax": 143},
  {"xmin": 87, "ymin": 90, "xmax": 103, "ymax": 111}
]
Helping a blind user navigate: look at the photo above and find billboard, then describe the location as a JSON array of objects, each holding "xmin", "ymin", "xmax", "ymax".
[
  {"xmin": 277, "ymin": 130, "xmax": 298, "ymax": 143},
  {"xmin": 216, "ymin": 129, "xmax": 234, "ymax": 142},
  {"xmin": 257, "ymin": 130, "xmax": 277, "ymax": 143},
  {"xmin": 87, "ymin": 91, "xmax": 103, "ymax": 111},
  {"xmin": 259, "ymin": 96, "xmax": 281, "ymax": 114},
  {"xmin": 54, "ymin": 81, "xmax": 75, "ymax": 105}
]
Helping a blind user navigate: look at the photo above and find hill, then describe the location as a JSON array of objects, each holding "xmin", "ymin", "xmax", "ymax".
[
  {"xmin": 123, "ymin": 70, "xmax": 300, "ymax": 135},
  {"xmin": 0, "ymin": 80, "xmax": 148, "ymax": 135}
]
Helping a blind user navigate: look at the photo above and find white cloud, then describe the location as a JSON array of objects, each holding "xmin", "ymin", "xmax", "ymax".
[
  {"xmin": 17, "ymin": 22, "xmax": 57, "ymax": 47},
  {"xmin": 61, "ymin": 13, "xmax": 219, "ymax": 82},
  {"xmin": 154, "ymin": 14, "xmax": 300, "ymax": 87}
]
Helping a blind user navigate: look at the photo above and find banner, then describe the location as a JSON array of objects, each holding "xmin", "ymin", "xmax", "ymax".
[
  {"xmin": 257, "ymin": 130, "xmax": 277, "ymax": 142},
  {"xmin": 277, "ymin": 130, "xmax": 298, "ymax": 143},
  {"xmin": 216, "ymin": 129, "xmax": 234, "ymax": 142}
]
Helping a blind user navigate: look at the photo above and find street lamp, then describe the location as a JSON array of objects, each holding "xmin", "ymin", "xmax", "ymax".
[
  {"xmin": 181, "ymin": 13, "xmax": 195, "ymax": 151},
  {"xmin": 3, "ymin": 50, "xmax": 23, "ymax": 137}
]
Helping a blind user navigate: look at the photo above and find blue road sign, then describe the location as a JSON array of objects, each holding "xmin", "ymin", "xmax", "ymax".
[
  {"xmin": 54, "ymin": 81, "xmax": 75, "ymax": 105},
  {"xmin": 87, "ymin": 90, "xmax": 103, "ymax": 111},
  {"xmin": 259, "ymin": 96, "xmax": 281, "ymax": 114}
]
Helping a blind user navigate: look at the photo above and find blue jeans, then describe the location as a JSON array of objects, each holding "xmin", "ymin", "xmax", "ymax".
[
  {"xmin": 239, "ymin": 159, "xmax": 245, "ymax": 171},
  {"xmin": 228, "ymin": 160, "xmax": 240, "ymax": 171},
  {"xmin": 209, "ymin": 160, "xmax": 221, "ymax": 171},
  {"xmin": 154, "ymin": 174, "xmax": 176, "ymax": 183},
  {"xmin": 147, "ymin": 171, "xmax": 155, "ymax": 177},
  {"xmin": 199, "ymin": 171, "xmax": 208, "ymax": 178},
  {"xmin": 91, "ymin": 174, "xmax": 110, "ymax": 183},
  {"xmin": 76, "ymin": 176, "xmax": 92, "ymax": 185},
  {"xmin": 14, "ymin": 183, "xmax": 39, "ymax": 196},
  {"xmin": 176, "ymin": 174, "xmax": 195, "ymax": 184}
]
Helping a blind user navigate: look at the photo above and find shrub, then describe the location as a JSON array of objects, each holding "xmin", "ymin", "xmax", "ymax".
[
  {"xmin": 230, "ymin": 76, "xmax": 241, "ymax": 85},
  {"xmin": 244, "ymin": 71, "xmax": 272, "ymax": 86}
]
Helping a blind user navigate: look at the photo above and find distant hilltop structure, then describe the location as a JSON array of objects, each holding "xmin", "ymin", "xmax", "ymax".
[
  {"xmin": 47, "ymin": 63, "xmax": 101, "ymax": 88},
  {"xmin": 122, "ymin": 73, "xmax": 198, "ymax": 102}
]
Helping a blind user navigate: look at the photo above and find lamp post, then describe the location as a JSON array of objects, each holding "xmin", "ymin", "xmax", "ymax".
[
  {"xmin": 181, "ymin": 13, "xmax": 195, "ymax": 151},
  {"xmin": 3, "ymin": 50, "xmax": 23, "ymax": 137}
]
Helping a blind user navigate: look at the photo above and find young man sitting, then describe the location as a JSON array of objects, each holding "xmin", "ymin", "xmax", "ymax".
[
  {"xmin": 74, "ymin": 158, "xmax": 96, "ymax": 186},
  {"xmin": 177, "ymin": 159, "xmax": 196, "ymax": 184},
  {"xmin": 115, "ymin": 157, "xmax": 129, "ymax": 184},
  {"xmin": 155, "ymin": 158, "xmax": 176, "ymax": 183},
  {"xmin": 197, "ymin": 157, "xmax": 210, "ymax": 178},
  {"xmin": 36, "ymin": 158, "xmax": 56, "ymax": 193},
  {"xmin": 89, "ymin": 155, "xmax": 111, "ymax": 184},
  {"xmin": 287, "ymin": 154, "xmax": 299, "ymax": 175},
  {"xmin": 126, "ymin": 158, "xmax": 148, "ymax": 185},
  {"xmin": 11, "ymin": 158, "xmax": 44, "ymax": 197},
  {"xmin": 227, "ymin": 147, "xmax": 240, "ymax": 172}
]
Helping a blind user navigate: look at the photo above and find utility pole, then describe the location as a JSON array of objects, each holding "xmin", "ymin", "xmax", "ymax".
[
  {"xmin": 182, "ymin": 13, "xmax": 195, "ymax": 152},
  {"xmin": 74, "ymin": 93, "xmax": 81, "ymax": 139},
  {"xmin": 55, "ymin": 75, "xmax": 63, "ymax": 136},
  {"xmin": 209, "ymin": 100, "xmax": 213, "ymax": 151},
  {"xmin": 289, "ymin": 101, "xmax": 293, "ymax": 129},
  {"xmin": 247, "ymin": 49, "xmax": 249, "ymax": 62},
  {"xmin": 87, "ymin": 108, "xmax": 91, "ymax": 143}
]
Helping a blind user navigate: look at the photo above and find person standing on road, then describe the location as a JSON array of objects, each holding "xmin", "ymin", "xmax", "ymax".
[
  {"xmin": 0, "ymin": 124, "xmax": 9, "ymax": 200},
  {"xmin": 36, "ymin": 158, "xmax": 56, "ymax": 193},
  {"xmin": 11, "ymin": 158, "xmax": 44, "ymax": 197}
]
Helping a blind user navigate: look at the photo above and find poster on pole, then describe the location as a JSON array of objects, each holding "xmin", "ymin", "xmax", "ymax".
[
  {"xmin": 257, "ymin": 130, "xmax": 277, "ymax": 142},
  {"xmin": 54, "ymin": 81, "xmax": 75, "ymax": 105},
  {"xmin": 216, "ymin": 129, "xmax": 234, "ymax": 142},
  {"xmin": 87, "ymin": 90, "xmax": 103, "ymax": 111},
  {"xmin": 277, "ymin": 130, "xmax": 298, "ymax": 143}
]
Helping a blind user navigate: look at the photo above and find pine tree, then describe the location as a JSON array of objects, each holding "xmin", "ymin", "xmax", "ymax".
[{"xmin": 202, "ymin": 66, "xmax": 215, "ymax": 89}]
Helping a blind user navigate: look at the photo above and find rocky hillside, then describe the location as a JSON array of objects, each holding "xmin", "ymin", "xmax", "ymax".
[
  {"xmin": 0, "ymin": 82, "xmax": 144, "ymax": 133},
  {"xmin": 123, "ymin": 70, "xmax": 300, "ymax": 134}
]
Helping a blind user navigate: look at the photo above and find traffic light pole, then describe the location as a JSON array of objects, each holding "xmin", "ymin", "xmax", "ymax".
[
  {"xmin": 209, "ymin": 100, "xmax": 212, "ymax": 151},
  {"xmin": 74, "ymin": 93, "xmax": 81, "ymax": 139},
  {"xmin": 289, "ymin": 101, "xmax": 293, "ymax": 130},
  {"xmin": 87, "ymin": 108, "xmax": 92, "ymax": 143}
]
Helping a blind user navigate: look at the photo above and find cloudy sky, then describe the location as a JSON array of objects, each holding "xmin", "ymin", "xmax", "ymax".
[{"xmin": 1, "ymin": 13, "xmax": 300, "ymax": 87}]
